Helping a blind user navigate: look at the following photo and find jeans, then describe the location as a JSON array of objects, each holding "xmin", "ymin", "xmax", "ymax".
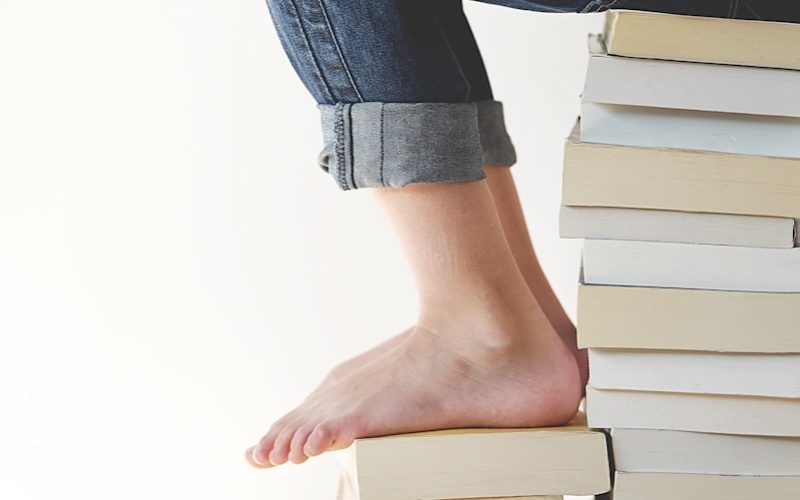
[{"xmin": 265, "ymin": 0, "xmax": 800, "ymax": 190}]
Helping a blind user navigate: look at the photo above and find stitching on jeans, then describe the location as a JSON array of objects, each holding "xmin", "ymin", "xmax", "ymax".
[
  {"xmin": 732, "ymin": 0, "xmax": 741, "ymax": 18},
  {"xmin": 379, "ymin": 104, "xmax": 385, "ymax": 188},
  {"xmin": 334, "ymin": 103, "xmax": 350, "ymax": 190},
  {"xmin": 348, "ymin": 104, "xmax": 356, "ymax": 189},
  {"xmin": 741, "ymin": 0, "xmax": 764, "ymax": 20},
  {"xmin": 287, "ymin": 0, "xmax": 334, "ymax": 103},
  {"xmin": 317, "ymin": 0, "xmax": 365, "ymax": 102}
]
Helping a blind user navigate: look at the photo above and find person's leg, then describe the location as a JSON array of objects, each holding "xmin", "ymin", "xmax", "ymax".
[
  {"xmin": 249, "ymin": 0, "xmax": 588, "ymax": 468},
  {"xmin": 484, "ymin": 166, "xmax": 588, "ymax": 384},
  {"xmin": 308, "ymin": 0, "xmax": 584, "ymax": 390},
  {"xmin": 249, "ymin": 181, "xmax": 581, "ymax": 467},
  {"xmin": 433, "ymin": 1, "xmax": 588, "ymax": 384}
]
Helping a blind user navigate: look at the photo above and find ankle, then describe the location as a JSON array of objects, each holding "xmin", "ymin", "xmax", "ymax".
[{"xmin": 417, "ymin": 279, "xmax": 552, "ymax": 352}]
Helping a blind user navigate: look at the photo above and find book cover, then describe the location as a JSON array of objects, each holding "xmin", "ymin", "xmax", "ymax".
[
  {"xmin": 580, "ymin": 103, "xmax": 800, "ymax": 159},
  {"xmin": 605, "ymin": 10, "xmax": 800, "ymax": 71},
  {"xmin": 589, "ymin": 348, "xmax": 800, "ymax": 399},
  {"xmin": 560, "ymin": 206, "xmax": 795, "ymax": 249},
  {"xmin": 612, "ymin": 428, "xmax": 800, "ymax": 476},
  {"xmin": 613, "ymin": 471, "xmax": 800, "ymax": 500},
  {"xmin": 563, "ymin": 129, "xmax": 800, "ymax": 219},
  {"xmin": 578, "ymin": 284, "xmax": 800, "ymax": 353},
  {"xmin": 583, "ymin": 54, "xmax": 800, "ymax": 117},
  {"xmin": 587, "ymin": 387, "xmax": 800, "ymax": 437},
  {"xmin": 336, "ymin": 414, "xmax": 610, "ymax": 500},
  {"xmin": 582, "ymin": 239, "xmax": 800, "ymax": 292}
]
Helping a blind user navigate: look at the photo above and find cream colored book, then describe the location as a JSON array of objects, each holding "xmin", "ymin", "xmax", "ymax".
[
  {"xmin": 613, "ymin": 472, "xmax": 800, "ymax": 500},
  {"xmin": 562, "ymin": 128, "xmax": 800, "ymax": 219},
  {"xmin": 605, "ymin": 10, "xmax": 800, "ymax": 71},
  {"xmin": 560, "ymin": 206, "xmax": 795, "ymax": 249},
  {"xmin": 586, "ymin": 387, "xmax": 800, "ymax": 437},
  {"xmin": 335, "ymin": 414, "xmax": 610, "ymax": 500},
  {"xmin": 612, "ymin": 428, "xmax": 800, "ymax": 476},
  {"xmin": 336, "ymin": 475, "xmax": 563, "ymax": 500},
  {"xmin": 577, "ymin": 284, "xmax": 800, "ymax": 353}
]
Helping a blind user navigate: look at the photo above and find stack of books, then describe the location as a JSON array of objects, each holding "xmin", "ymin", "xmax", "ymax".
[
  {"xmin": 562, "ymin": 10, "xmax": 800, "ymax": 500},
  {"xmin": 334, "ymin": 413, "xmax": 611, "ymax": 499}
]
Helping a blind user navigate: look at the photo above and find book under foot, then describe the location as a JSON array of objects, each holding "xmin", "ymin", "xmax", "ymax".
[{"xmin": 334, "ymin": 413, "xmax": 610, "ymax": 500}]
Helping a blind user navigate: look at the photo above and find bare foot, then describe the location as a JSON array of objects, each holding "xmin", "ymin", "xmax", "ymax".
[
  {"xmin": 246, "ymin": 301, "xmax": 581, "ymax": 468},
  {"xmin": 315, "ymin": 327, "xmax": 412, "ymax": 388}
]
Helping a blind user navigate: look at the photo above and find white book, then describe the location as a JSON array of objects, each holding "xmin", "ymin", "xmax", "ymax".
[
  {"xmin": 613, "ymin": 472, "xmax": 800, "ymax": 500},
  {"xmin": 582, "ymin": 239, "xmax": 800, "ymax": 292},
  {"xmin": 580, "ymin": 103, "xmax": 800, "ymax": 159},
  {"xmin": 586, "ymin": 386, "xmax": 800, "ymax": 437},
  {"xmin": 583, "ymin": 54, "xmax": 800, "ymax": 118},
  {"xmin": 589, "ymin": 349, "xmax": 800, "ymax": 399},
  {"xmin": 560, "ymin": 206, "xmax": 794, "ymax": 249},
  {"xmin": 612, "ymin": 428, "xmax": 800, "ymax": 476}
]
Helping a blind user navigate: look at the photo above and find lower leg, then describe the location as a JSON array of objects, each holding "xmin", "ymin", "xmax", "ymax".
[
  {"xmin": 483, "ymin": 166, "xmax": 588, "ymax": 384},
  {"xmin": 247, "ymin": 180, "xmax": 581, "ymax": 467},
  {"xmin": 305, "ymin": 165, "xmax": 588, "ymax": 393}
]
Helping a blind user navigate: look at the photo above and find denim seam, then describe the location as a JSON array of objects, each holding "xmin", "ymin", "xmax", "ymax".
[
  {"xmin": 741, "ymin": 0, "xmax": 764, "ymax": 20},
  {"xmin": 348, "ymin": 104, "xmax": 357, "ymax": 189},
  {"xmin": 581, "ymin": 0, "xmax": 619, "ymax": 13},
  {"xmin": 316, "ymin": 0, "xmax": 365, "ymax": 102},
  {"xmin": 287, "ymin": 0, "xmax": 334, "ymax": 103},
  {"xmin": 731, "ymin": 0, "xmax": 741, "ymax": 18},
  {"xmin": 379, "ymin": 104, "xmax": 386, "ymax": 187},
  {"xmin": 333, "ymin": 103, "xmax": 350, "ymax": 190}
]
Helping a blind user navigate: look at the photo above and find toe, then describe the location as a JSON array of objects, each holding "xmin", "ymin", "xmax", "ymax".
[
  {"xmin": 268, "ymin": 426, "xmax": 296, "ymax": 466},
  {"xmin": 288, "ymin": 426, "xmax": 315, "ymax": 464},
  {"xmin": 245, "ymin": 446, "xmax": 273, "ymax": 469},
  {"xmin": 304, "ymin": 423, "xmax": 336, "ymax": 457},
  {"xmin": 253, "ymin": 419, "xmax": 289, "ymax": 465}
]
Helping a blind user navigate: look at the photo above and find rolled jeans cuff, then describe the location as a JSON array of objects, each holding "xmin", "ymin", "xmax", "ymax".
[
  {"xmin": 477, "ymin": 100, "xmax": 517, "ymax": 167},
  {"xmin": 317, "ymin": 101, "xmax": 517, "ymax": 190}
]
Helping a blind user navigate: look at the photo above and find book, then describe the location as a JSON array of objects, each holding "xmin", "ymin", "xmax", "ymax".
[
  {"xmin": 611, "ymin": 428, "xmax": 800, "ymax": 476},
  {"xmin": 336, "ymin": 473, "xmax": 563, "ymax": 500},
  {"xmin": 589, "ymin": 349, "xmax": 800, "ymax": 399},
  {"xmin": 583, "ymin": 54, "xmax": 800, "ymax": 118},
  {"xmin": 613, "ymin": 472, "xmax": 800, "ymax": 500},
  {"xmin": 562, "ymin": 128, "xmax": 800, "ymax": 219},
  {"xmin": 580, "ymin": 103, "xmax": 800, "ymax": 159},
  {"xmin": 604, "ymin": 10, "xmax": 800, "ymax": 71},
  {"xmin": 582, "ymin": 239, "xmax": 800, "ymax": 292},
  {"xmin": 559, "ymin": 206, "xmax": 795, "ymax": 249},
  {"xmin": 586, "ymin": 387, "xmax": 800, "ymax": 437},
  {"xmin": 577, "ymin": 284, "xmax": 800, "ymax": 353},
  {"xmin": 334, "ymin": 414, "xmax": 610, "ymax": 500}
]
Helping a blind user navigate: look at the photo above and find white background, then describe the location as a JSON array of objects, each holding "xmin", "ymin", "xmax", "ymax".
[{"xmin": 0, "ymin": 2, "xmax": 602, "ymax": 499}]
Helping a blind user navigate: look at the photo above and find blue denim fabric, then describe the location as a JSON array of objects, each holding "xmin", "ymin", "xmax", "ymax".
[{"xmin": 266, "ymin": 0, "xmax": 800, "ymax": 190}]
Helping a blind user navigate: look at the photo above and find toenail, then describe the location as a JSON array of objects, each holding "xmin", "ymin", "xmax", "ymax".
[{"xmin": 250, "ymin": 447, "xmax": 265, "ymax": 464}]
